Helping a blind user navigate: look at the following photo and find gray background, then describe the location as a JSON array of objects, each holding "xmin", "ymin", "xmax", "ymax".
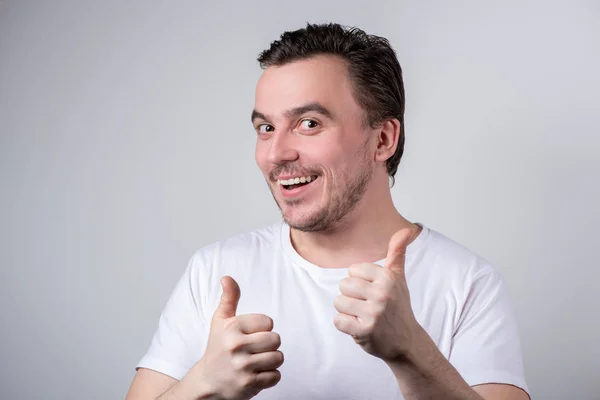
[{"xmin": 1, "ymin": 1, "xmax": 599, "ymax": 399}]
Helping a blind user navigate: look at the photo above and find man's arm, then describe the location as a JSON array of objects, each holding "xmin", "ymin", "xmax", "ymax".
[
  {"xmin": 333, "ymin": 228, "xmax": 530, "ymax": 400},
  {"xmin": 125, "ymin": 368, "xmax": 178, "ymax": 400},
  {"xmin": 385, "ymin": 325, "xmax": 530, "ymax": 400},
  {"xmin": 473, "ymin": 383, "xmax": 530, "ymax": 400},
  {"xmin": 125, "ymin": 367, "xmax": 216, "ymax": 400}
]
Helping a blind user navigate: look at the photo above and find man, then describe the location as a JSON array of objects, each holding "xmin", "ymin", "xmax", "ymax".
[{"xmin": 126, "ymin": 23, "xmax": 530, "ymax": 400}]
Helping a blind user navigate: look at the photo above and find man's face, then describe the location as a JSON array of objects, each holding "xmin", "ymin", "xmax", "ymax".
[{"xmin": 253, "ymin": 55, "xmax": 375, "ymax": 232}]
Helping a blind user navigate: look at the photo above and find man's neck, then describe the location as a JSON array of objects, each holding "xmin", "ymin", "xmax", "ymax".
[{"xmin": 289, "ymin": 190, "xmax": 419, "ymax": 270}]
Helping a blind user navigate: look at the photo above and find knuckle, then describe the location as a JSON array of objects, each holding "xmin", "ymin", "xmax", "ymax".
[
  {"xmin": 340, "ymin": 277, "xmax": 351, "ymax": 290},
  {"xmin": 333, "ymin": 295, "xmax": 344, "ymax": 307},
  {"xmin": 223, "ymin": 334, "xmax": 243, "ymax": 352},
  {"xmin": 333, "ymin": 313, "xmax": 345, "ymax": 329},
  {"xmin": 271, "ymin": 369, "xmax": 282, "ymax": 384},
  {"xmin": 231, "ymin": 354, "xmax": 249, "ymax": 371},
  {"xmin": 275, "ymin": 350, "xmax": 285, "ymax": 366},
  {"xmin": 269, "ymin": 332, "xmax": 282, "ymax": 348},
  {"xmin": 242, "ymin": 373, "xmax": 258, "ymax": 389},
  {"xmin": 262, "ymin": 315, "xmax": 274, "ymax": 331},
  {"xmin": 263, "ymin": 369, "xmax": 282, "ymax": 387},
  {"xmin": 266, "ymin": 351, "xmax": 283, "ymax": 369}
]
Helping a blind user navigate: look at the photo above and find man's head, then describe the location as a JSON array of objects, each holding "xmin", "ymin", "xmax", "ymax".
[{"xmin": 252, "ymin": 23, "xmax": 405, "ymax": 232}]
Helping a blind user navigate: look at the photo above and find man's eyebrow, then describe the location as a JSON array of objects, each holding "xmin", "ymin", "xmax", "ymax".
[
  {"xmin": 251, "ymin": 102, "xmax": 333, "ymax": 123},
  {"xmin": 285, "ymin": 102, "xmax": 333, "ymax": 120},
  {"xmin": 251, "ymin": 110, "xmax": 267, "ymax": 123}
]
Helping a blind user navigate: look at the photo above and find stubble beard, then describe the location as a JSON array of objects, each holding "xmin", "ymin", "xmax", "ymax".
[{"xmin": 270, "ymin": 151, "xmax": 374, "ymax": 233}]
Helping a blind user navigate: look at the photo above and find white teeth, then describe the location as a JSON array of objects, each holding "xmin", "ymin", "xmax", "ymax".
[{"xmin": 277, "ymin": 176, "xmax": 317, "ymax": 186}]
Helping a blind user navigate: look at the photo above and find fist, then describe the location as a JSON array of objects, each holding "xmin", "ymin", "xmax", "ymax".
[
  {"xmin": 191, "ymin": 276, "xmax": 283, "ymax": 400},
  {"xmin": 333, "ymin": 227, "xmax": 422, "ymax": 361}
]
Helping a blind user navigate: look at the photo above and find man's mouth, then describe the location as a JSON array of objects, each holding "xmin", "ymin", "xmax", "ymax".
[{"xmin": 277, "ymin": 175, "xmax": 319, "ymax": 191}]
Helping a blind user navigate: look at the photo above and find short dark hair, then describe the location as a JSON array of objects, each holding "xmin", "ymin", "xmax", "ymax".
[{"xmin": 257, "ymin": 22, "xmax": 406, "ymax": 186}]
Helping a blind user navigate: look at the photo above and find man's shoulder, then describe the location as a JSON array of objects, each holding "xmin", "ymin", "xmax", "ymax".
[
  {"xmin": 421, "ymin": 226, "xmax": 498, "ymax": 279},
  {"xmin": 190, "ymin": 220, "xmax": 283, "ymax": 262}
]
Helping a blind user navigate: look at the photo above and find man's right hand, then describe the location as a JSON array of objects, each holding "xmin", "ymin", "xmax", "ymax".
[{"xmin": 186, "ymin": 276, "xmax": 284, "ymax": 399}]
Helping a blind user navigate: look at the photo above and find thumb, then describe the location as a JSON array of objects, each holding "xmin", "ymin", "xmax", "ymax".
[
  {"xmin": 213, "ymin": 276, "xmax": 241, "ymax": 320},
  {"xmin": 385, "ymin": 227, "xmax": 416, "ymax": 274}
]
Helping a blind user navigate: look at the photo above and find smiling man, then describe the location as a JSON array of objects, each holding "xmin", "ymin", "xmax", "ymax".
[{"xmin": 126, "ymin": 23, "xmax": 530, "ymax": 400}]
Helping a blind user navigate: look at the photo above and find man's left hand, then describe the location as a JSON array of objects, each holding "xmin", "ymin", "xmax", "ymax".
[{"xmin": 333, "ymin": 227, "xmax": 423, "ymax": 362}]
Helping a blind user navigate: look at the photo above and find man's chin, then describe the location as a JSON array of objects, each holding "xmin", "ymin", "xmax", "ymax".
[
  {"xmin": 283, "ymin": 211, "xmax": 330, "ymax": 233},
  {"xmin": 283, "ymin": 213, "xmax": 309, "ymax": 230},
  {"xmin": 276, "ymin": 197, "xmax": 330, "ymax": 232},
  {"xmin": 287, "ymin": 220, "xmax": 320, "ymax": 232}
]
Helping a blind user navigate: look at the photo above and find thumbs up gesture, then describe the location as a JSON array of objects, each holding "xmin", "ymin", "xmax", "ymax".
[
  {"xmin": 333, "ymin": 227, "xmax": 422, "ymax": 362},
  {"xmin": 190, "ymin": 276, "xmax": 283, "ymax": 400}
]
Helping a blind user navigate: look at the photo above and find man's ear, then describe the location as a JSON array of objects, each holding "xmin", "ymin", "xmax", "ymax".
[{"xmin": 374, "ymin": 119, "xmax": 401, "ymax": 162}]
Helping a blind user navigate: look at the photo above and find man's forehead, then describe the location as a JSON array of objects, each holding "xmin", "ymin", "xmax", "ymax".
[{"xmin": 254, "ymin": 56, "xmax": 355, "ymax": 118}]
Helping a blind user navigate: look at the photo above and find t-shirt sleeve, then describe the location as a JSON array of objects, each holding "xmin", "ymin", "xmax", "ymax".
[
  {"xmin": 449, "ymin": 263, "xmax": 530, "ymax": 397},
  {"xmin": 136, "ymin": 255, "xmax": 209, "ymax": 380}
]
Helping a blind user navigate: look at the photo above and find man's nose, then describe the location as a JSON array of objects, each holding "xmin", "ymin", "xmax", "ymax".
[{"xmin": 267, "ymin": 131, "xmax": 299, "ymax": 165}]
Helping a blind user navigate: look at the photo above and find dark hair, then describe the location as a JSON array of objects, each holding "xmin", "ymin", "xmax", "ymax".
[{"xmin": 257, "ymin": 22, "xmax": 406, "ymax": 186}]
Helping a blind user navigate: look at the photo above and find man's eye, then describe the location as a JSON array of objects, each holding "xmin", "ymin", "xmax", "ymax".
[
  {"xmin": 258, "ymin": 124, "xmax": 274, "ymax": 134},
  {"xmin": 299, "ymin": 119, "xmax": 319, "ymax": 129}
]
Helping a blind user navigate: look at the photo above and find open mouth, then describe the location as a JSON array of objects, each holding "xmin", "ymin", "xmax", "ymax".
[{"xmin": 278, "ymin": 175, "xmax": 319, "ymax": 191}]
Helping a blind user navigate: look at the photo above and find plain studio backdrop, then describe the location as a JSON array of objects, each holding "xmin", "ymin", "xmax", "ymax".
[{"xmin": 1, "ymin": 1, "xmax": 599, "ymax": 399}]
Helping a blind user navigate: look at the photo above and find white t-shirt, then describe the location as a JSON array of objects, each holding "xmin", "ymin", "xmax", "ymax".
[{"xmin": 137, "ymin": 221, "xmax": 530, "ymax": 399}]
